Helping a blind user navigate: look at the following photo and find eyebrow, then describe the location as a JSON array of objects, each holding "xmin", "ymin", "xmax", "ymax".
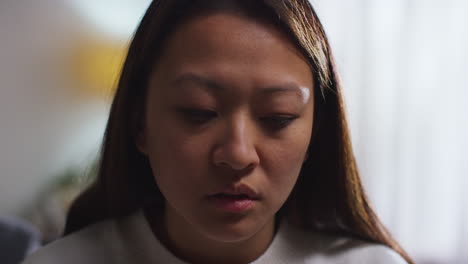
[
  {"xmin": 172, "ymin": 73, "xmax": 309, "ymax": 99},
  {"xmin": 173, "ymin": 73, "xmax": 223, "ymax": 92}
]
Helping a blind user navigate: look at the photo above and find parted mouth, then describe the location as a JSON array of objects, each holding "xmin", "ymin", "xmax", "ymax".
[{"xmin": 208, "ymin": 183, "xmax": 261, "ymax": 200}]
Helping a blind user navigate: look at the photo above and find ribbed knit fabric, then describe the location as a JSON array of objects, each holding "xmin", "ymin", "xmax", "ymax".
[{"xmin": 22, "ymin": 210, "xmax": 406, "ymax": 264}]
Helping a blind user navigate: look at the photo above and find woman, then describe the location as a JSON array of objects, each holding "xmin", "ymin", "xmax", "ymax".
[{"xmin": 23, "ymin": 0, "xmax": 413, "ymax": 263}]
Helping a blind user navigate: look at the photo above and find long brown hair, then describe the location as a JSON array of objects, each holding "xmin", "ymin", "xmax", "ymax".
[{"xmin": 65, "ymin": 0, "xmax": 413, "ymax": 263}]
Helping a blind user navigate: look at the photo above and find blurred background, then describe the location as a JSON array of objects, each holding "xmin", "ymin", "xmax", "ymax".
[{"xmin": 0, "ymin": 0, "xmax": 466, "ymax": 263}]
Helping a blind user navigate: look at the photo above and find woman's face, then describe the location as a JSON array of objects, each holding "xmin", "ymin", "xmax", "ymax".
[{"xmin": 139, "ymin": 12, "xmax": 314, "ymax": 243}]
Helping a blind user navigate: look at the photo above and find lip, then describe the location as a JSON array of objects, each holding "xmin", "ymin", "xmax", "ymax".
[
  {"xmin": 206, "ymin": 184, "xmax": 260, "ymax": 212},
  {"xmin": 208, "ymin": 183, "xmax": 261, "ymax": 200}
]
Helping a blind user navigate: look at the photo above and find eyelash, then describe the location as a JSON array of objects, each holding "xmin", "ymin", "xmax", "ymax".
[
  {"xmin": 178, "ymin": 109, "xmax": 218, "ymax": 124},
  {"xmin": 178, "ymin": 108, "xmax": 298, "ymax": 130},
  {"xmin": 260, "ymin": 115, "xmax": 298, "ymax": 130}
]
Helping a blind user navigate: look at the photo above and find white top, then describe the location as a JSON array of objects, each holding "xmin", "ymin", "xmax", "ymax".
[{"xmin": 22, "ymin": 210, "xmax": 407, "ymax": 264}]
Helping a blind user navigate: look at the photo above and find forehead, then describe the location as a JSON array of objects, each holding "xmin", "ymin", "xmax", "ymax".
[{"xmin": 150, "ymin": 12, "xmax": 313, "ymax": 97}]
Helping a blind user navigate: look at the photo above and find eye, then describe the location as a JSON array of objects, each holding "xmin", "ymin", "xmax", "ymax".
[
  {"xmin": 260, "ymin": 115, "xmax": 298, "ymax": 130},
  {"xmin": 177, "ymin": 108, "xmax": 217, "ymax": 124}
]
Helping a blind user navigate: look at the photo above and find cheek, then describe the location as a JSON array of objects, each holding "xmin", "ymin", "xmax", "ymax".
[
  {"xmin": 145, "ymin": 121, "xmax": 211, "ymax": 194},
  {"xmin": 260, "ymin": 127, "xmax": 312, "ymax": 202},
  {"xmin": 264, "ymin": 144, "xmax": 304, "ymax": 188}
]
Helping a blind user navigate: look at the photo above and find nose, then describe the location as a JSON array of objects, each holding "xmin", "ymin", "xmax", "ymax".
[{"xmin": 212, "ymin": 115, "xmax": 260, "ymax": 171}]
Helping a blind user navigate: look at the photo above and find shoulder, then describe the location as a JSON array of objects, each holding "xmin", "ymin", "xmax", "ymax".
[
  {"xmin": 318, "ymin": 239, "xmax": 408, "ymax": 264},
  {"xmin": 22, "ymin": 209, "xmax": 193, "ymax": 264},
  {"xmin": 21, "ymin": 216, "xmax": 124, "ymax": 264},
  {"xmin": 272, "ymin": 222, "xmax": 408, "ymax": 264}
]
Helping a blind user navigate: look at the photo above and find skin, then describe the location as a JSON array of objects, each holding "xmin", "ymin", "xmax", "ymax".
[{"xmin": 138, "ymin": 12, "xmax": 314, "ymax": 264}]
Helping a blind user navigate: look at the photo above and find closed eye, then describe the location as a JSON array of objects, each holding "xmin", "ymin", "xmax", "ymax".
[
  {"xmin": 176, "ymin": 108, "xmax": 298, "ymax": 129},
  {"xmin": 177, "ymin": 108, "xmax": 217, "ymax": 124},
  {"xmin": 260, "ymin": 115, "xmax": 298, "ymax": 130}
]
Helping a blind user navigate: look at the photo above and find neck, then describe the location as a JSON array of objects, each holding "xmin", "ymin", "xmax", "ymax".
[{"xmin": 145, "ymin": 205, "xmax": 275, "ymax": 264}]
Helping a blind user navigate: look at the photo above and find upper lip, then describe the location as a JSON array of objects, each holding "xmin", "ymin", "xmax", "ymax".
[{"xmin": 208, "ymin": 183, "xmax": 261, "ymax": 200}]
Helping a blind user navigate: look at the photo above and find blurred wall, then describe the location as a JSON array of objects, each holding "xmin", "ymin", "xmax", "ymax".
[
  {"xmin": 313, "ymin": 0, "xmax": 468, "ymax": 262},
  {"xmin": 0, "ymin": 0, "xmax": 109, "ymax": 215}
]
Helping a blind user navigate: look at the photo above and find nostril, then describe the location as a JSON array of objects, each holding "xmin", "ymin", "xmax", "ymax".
[
  {"xmin": 212, "ymin": 147, "xmax": 259, "ymax": 170},
  {"xmin": 215, "ymin": 161, "xmax": 256, "ymax": 174}
]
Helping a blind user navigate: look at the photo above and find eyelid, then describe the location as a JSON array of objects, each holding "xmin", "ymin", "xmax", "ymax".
[
  {"xmin": 261, "ymin": 113, "xmax": 299, "ymax": 120},
  {"xmin": 176, "ymin": 107, "xmax": 217, "ymax": 124},
  {"xmin": 177, "ymin": 108, "xmax": 217, "ymax": 116},
  {"xmin": 176, "ymin": 107, "xmax": 299, "ymax": 129},
  {"xmin": 260, "ymin": 114, "xmax": 299, "ymax": 130}
]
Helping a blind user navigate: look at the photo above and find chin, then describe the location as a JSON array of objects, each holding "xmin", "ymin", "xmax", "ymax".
[
  {"xmin": 198, "ymin": 216, "xmax": 269, "ymax": 243},
  {"xmin": 204, "ymin": 228, "xmax": 257, "ymax": 243}
]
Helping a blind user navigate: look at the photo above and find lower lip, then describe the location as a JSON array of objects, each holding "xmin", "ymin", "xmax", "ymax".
[{"xmin": 207, "ymin": 196, "xmax": 256, "ymax": 212}]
